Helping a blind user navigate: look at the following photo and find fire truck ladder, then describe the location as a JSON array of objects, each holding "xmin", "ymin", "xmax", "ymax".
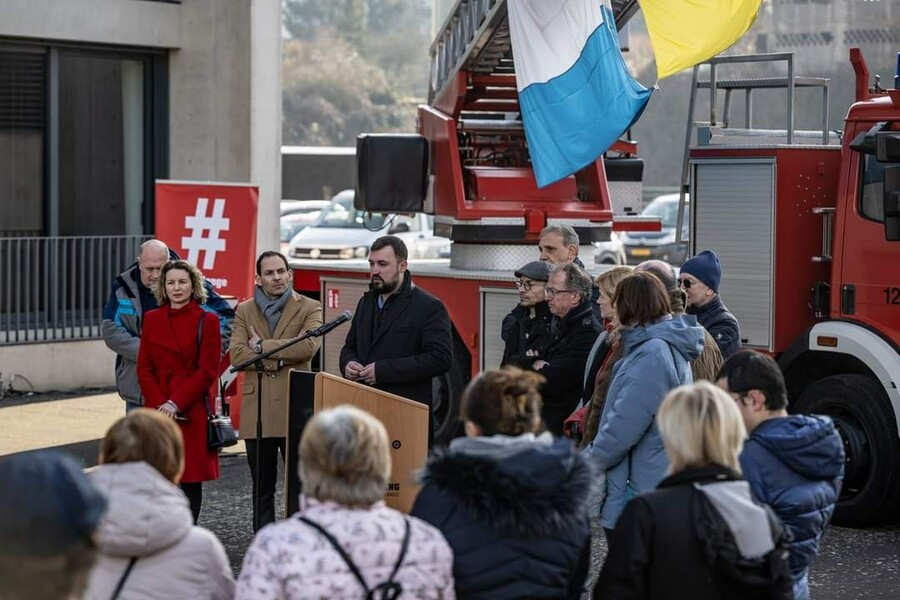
[
  {"xmin": 676, "ymin": 52, "xmax": 832, "ymax": 243},
  {"xmin": 428, "ymin": 0, "xmax": 641, "ymax": 106}
]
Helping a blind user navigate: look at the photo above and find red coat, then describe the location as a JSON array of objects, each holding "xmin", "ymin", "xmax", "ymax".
[{"xmin": 137, "ymin": 301, "xmax": 221, "ymax": 483}]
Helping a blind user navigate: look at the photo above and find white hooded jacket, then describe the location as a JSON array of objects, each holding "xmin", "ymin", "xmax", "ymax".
[{"xmin": 85, "ymin": 461, "xmax": 234, "ymax": 600}]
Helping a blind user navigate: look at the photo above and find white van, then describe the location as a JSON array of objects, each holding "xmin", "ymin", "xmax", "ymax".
[{"xmin": 287, "ymin": 190, "xmax": 450, "ymax": 260}]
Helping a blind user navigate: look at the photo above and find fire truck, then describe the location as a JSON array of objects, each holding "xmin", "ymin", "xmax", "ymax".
[{"xmin": 290, "ymin": 0, "xmax": 900, "ymax": 525}]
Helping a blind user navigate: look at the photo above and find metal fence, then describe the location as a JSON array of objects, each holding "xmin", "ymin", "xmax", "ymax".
[{"xmin": 0, "ymin": 236, "xmax": 149, "ymax": 345}]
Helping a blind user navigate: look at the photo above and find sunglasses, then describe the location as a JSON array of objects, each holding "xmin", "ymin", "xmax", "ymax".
[{"xmin": 678, "ymin": 278, "xmax": 695, "ymax": 289}]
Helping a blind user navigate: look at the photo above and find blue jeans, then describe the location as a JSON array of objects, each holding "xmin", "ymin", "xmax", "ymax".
[{"xmin": 125, "ymin": 401, "xmax": 141, "ymax": 414}]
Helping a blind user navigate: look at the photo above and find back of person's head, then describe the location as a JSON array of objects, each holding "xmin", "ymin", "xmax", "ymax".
[
  {"xmin": 635, "ymin": 260, "xmax": 686, "ymax": 313},
  {"xmin": 716, "ymin": 350, "xmax": 788, "ymax": 411},
  {"xmin": 614, "ymin": 271, "xmax": 671, "ymax": 326},
  {"xmin": 595, "ymin": 266, "xmax": 633, "ymax": 301},
  {"xmin": 100, "ymin": 409, "xmax": 185, "ymax": 483},
  {"xmin": 0, "ymin": 450, "xmax": 107, "ymax": 600},
  {"xmin": 658, "ymin": 381, "xmax": 747, "ymax": 474},
  {"xmin": 299, "ymin": 405, "xmax": 391, "ymax": 507},
  {"xmin": 461, "ymin": 366, "xmax": 544, "ymax": 436}
]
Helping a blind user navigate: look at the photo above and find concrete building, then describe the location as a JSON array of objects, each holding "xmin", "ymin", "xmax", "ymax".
[{"xmin": 0, "ymin": 0, "xmax": 281, "ymax": 392}]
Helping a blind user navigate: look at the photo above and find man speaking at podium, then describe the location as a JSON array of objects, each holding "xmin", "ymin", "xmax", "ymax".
[
  {"xmin": 340, "ymin": 236, "xmax": 452, "ymax": 445},
  {"xmin": 231, "ymin": 251, "xmax": 322, "ymax": 530}
]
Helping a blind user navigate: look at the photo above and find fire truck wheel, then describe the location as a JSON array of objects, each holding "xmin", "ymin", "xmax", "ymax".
[
  {"xmin": 792, "ymin": 374, "xmax": 900, "ymax": 526},
  {"xmin": 431, "ymin": 332, "xmax": 471, "ymax": 445}
]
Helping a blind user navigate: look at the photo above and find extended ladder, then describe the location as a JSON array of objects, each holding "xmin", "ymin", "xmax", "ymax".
[{"xmin": 429, "ymin": 0, "xmax": 641, "ymax": 105}]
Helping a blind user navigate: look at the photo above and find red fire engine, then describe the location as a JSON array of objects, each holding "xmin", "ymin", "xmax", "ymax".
[{"xmin": 291, "ymin": 0, "xmax": 900, "ymax": 526}]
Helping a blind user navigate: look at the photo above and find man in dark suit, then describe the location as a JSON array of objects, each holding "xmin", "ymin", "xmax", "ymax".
[{"xmin": 340, "ymin": 236, "xmax": 453, "ymax": 443}]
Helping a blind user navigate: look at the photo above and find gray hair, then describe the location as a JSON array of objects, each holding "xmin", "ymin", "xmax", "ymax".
[
  {"xmin": 299, "ymin": 405, "xmax": 391, "ymax": 507},
  {"xmin": 552, "ymin": 263, "xmax": 592, "ymax": 302},
  {"xmin": 540, "ymin": 224, "xmax": 580, "ymax": 248}
]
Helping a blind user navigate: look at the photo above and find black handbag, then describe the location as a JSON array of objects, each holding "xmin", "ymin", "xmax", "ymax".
[{"xmin": 197, "ymin": 315, "xmax": 238, "ymax": 450}]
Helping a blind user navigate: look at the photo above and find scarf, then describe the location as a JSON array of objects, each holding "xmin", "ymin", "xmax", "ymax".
[{"xmin": 253, "ymin": 286, "xmax": 292, "ymax": 334}]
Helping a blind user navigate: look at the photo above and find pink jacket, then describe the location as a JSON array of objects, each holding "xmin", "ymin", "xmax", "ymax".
[{"xmin": 236, "ymin": 498, "xmax": 454, "ymax": 599}]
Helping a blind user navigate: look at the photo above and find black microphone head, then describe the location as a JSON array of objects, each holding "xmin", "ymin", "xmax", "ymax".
[{"xmin": 341, "ymin": 310, "xmax": 353, "ymax": 320}]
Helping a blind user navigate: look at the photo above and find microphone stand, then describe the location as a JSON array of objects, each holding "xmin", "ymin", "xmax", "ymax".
[{"xmin": 231, "ymin": 330, "xmax": 317, "ymax": 532}]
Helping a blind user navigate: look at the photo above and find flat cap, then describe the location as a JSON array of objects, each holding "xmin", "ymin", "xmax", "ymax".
[{"xmin": 514, "ymin": 260, "xmax": 552, "ymax": 282}]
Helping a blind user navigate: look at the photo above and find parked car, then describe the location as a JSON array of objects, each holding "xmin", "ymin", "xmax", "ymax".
[
  {"xmin": 593, "ymin": 232, "xmax": 627, "ymax": 265},
  {"xmin": 620, "ymin": 193, "xmax": 690, "ymax": 265},
  {"xmin": 279, "ymin": 200, "xmax": 330, "ymax": 252},
  {"xmin": 281, "ymin": 199, "xmax": 330, "ymax": 217},
  {"xmin": 287, "ymin": 190, "xmax": 450, "ymax": 260}
]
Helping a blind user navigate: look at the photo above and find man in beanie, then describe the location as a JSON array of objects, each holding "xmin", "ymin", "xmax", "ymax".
[
  {"xmin": 501, "ymin": 260, "xmax": 553, "ymax": 365},
  {"xmin": 0, "ymin": 450, "xmax": 108, "ymax": 600},
  {"xmin": 678, "ymin": 249, "xmax": 741, "ymax": 358}
]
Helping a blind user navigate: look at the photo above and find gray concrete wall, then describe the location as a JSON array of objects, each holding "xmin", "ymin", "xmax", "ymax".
[{"xmin": 1, "ymin": 0, "xmax": 282, "ymax": 390}]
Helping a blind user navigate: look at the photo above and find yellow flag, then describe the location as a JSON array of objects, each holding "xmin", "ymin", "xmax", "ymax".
[{"xmin": 641, "ymin": 0, "xmax": 763, "ymax": 80}]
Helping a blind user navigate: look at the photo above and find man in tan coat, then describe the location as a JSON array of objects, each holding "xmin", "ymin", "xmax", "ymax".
[{"xmin": 231, "ymin": 251, "xmax": 322, "ymax": 530}]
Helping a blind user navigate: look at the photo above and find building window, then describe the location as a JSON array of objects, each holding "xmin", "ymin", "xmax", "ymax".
[{"xmin": 0, "ymin": 42, "xmax": 167, "ymax": 238}]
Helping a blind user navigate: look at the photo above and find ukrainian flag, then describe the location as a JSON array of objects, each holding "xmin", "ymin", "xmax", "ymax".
[{"xmin": 641, "ymin": 0, "xmax": 763, "ymax": 80}]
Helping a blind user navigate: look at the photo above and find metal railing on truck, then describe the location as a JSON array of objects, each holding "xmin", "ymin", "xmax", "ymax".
[{"xmin": 0, "ymin": 235, "xmax": 149, "ymax": 345}]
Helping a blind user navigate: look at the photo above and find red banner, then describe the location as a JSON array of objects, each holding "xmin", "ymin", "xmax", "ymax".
[{"xmin": 155, "ymin": 181, "xmax": 259, "ymax": 300}]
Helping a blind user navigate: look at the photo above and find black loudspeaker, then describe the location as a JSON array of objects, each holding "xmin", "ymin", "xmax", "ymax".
[{"xmin": 356, "ymin": 134, "xmax": 428, "ymax": 213}]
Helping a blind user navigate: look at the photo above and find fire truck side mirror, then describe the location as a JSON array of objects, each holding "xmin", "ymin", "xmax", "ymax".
[
  {"xmin": 356, "ymin": 134, "xmax": 428, "ymax": 214},
  {"xmin": 883, "ymin": 165, "xmax": 900, "ymax": 242}
]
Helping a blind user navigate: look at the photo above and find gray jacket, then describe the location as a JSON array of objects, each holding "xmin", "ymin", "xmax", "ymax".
[{"xmin": 101, "ymin": 265, "xmax": 149, "ymax": 404}]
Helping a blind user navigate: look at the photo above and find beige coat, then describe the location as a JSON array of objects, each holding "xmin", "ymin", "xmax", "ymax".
[
  {"xmin": 231, "ymin": 290, "xmax": 322, "ymax": 438},
  {"xmin": 85, "ymin": 462, "xmax": 234, "ymax": 600}
]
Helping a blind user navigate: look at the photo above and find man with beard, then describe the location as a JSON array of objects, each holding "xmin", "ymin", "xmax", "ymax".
[
  {"xmin": 340, "ymin": 236, "xmax": 453, "ymax": 445},
  {"xmin": 509, "ymin": 262, "xmax": 601, "ymax": 435},
  {"xmin": 231, "ymin": 251, "xmax": 322, "ymax": 530}
]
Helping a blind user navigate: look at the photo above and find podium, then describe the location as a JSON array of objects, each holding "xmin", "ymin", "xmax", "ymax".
[{"xmin": 286, "ymin": 371, "xmax": 430, "ymax": 514}]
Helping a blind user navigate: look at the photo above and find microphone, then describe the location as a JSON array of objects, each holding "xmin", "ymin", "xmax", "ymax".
[{"xmin": 308, "ymin": 310, "xmax": 353, "ymax": 337}]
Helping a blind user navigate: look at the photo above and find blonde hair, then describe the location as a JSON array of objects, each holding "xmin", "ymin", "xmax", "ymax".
[
  {"xmin": 461, "ymin": 366, "xmax": 544, "ymax": 436},
  {"xmin": 657, "ymin": 381, "xmax": 746, "ymax": 474},
  {"xmin": 155, "ymin": 260, "xmax": 208, "ymax": 306},
  {"xmin": 99, "ymin": 409, "xmax": 185, "ymax": 483},
  {"xmin": 299, "ymin": 405, "xmax": 391, "ymax": 507},
  {"xmin": 595, "ymin": 266, "xmax": 633, "ymax": 302}
]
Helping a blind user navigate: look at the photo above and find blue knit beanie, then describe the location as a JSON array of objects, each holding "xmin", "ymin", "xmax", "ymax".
[
  {"xmin": 680, "ymin": 250, "xmax": 721, "ymax": 292},
  {"xmin": 0, "ymin": 450, "xmax": 107, "ymax": 556}
]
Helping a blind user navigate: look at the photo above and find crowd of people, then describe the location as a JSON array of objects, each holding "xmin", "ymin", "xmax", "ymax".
[{"xmin": 0, "ymin": 231, "xmax": 846, "ymax": 600}]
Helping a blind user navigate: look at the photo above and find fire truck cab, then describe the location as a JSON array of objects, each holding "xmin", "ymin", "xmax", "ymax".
[{"xmin": 684, "ymin": 50, "xmax": 900, "ymax": 525}]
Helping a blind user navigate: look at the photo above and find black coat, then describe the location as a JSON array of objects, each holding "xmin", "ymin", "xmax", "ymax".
[
  {"xmin": 339, "ymin": 271, "xmax": 452, "ymax": 405},
  {"xmin": 687, "ymin": 295, "xmax": 741, "ymax": 358},
  {"xmin": 500, "ymin": 301, "xmax": 552, "ymax": 365},
  {"xmin": 595, "ymin": 464, "xmax": 792, "ymax": 600},
  {"xmin": 510, "ymin": 301, "xmax": 601, "ymax": 434},
  {"xmin": 411, "ymin": 437, "xmax": 593, "ymax": 599}
]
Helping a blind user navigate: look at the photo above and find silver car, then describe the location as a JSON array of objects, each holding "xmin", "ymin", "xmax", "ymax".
[{"xmin": 287, "ymin": 190, "xmax": 450, "ymax": 260}]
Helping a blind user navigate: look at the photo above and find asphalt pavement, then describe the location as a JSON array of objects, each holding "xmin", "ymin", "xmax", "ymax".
[{"xmin": 2, "ymin": 390, "xmax": 899, "ymax": 599}]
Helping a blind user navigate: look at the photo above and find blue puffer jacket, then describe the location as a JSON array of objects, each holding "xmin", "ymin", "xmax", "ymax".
[
  {"xmin": 585, "ymin": 314, "xmax": 704, "ymax": 529},
  {"xmin": 740, "ymin": 415, "xmax": 844, "ymax": 597}
]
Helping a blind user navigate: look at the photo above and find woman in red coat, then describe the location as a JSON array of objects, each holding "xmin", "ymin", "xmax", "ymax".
[{"xmin": 137, "ymin": 259, "xmax": 221, "ymax": 522}]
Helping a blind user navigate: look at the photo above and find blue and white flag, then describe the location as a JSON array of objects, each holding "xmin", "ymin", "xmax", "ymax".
[{"xmin": 509, "ymin": 0, "xmax": 652, "ymax": 187}]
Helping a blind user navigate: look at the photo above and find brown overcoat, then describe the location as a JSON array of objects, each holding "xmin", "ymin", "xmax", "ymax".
[{"xmin": 230, "ymin": 290, "xmax": 322, "ymax": 438}]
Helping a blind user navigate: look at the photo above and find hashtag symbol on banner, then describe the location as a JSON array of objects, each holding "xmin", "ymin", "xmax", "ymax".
[{"xmin": 182, "ymin": 198, "xmax": 230, "ymax": 270}]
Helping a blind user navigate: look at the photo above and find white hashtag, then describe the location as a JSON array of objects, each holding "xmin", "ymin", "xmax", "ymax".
[{"xmin": 182, "ymin": 197, "xmax": 230, "ymax": 270}]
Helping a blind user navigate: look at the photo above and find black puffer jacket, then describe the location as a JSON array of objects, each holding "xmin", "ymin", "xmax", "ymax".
[
  {"xmin": 411, "ymin": 436, "xmax": 593, "ymax": 599},
  {"xmin": 687, "ymin": 295, "xmax": 741, "ymax": 358},
  {"xmin": 501, "ymin": 301, "xmax": 553, "ymax": 365}
]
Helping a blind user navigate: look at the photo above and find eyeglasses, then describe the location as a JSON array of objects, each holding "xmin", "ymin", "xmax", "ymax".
[
  {"xmin": 545, "ymin": 287, "xmax": 576, "ymax": 298},
  {"xmin": 678, "ymin": 278, "xmax": 695, "ymax": 289},
  {"xmin": 515, "ymin": 280, "xmax": 544, "ymax": 291}
]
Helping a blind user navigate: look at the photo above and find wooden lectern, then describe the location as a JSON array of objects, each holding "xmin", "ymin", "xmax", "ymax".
[{"xmin": 285, "ymin": 371, "xmax": 429, "ymax": 514}]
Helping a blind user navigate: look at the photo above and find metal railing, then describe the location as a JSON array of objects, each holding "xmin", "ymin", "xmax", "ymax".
[{"xmin": 0, "ymin": 235, "xmax": 149, "ymax": 345}]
